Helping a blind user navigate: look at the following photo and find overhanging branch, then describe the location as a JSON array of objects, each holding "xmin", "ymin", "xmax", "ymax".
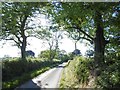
[
  {"xmin": 66, "ymin": 25, "xmax": 94, "ymax": 42},
  {"xmin": 79, "ymin": 37, "xmax": 94, "ymax": 44}
]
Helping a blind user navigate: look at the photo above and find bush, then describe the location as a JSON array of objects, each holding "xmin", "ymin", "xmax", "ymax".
[
  {"xmin": 38, "ymin": 50, "xmax": 57, "ymax": 60},
  {"xmin": 67, "ymin": 52, "xmax": 75, "ymax": 60},
  {"xmin": 60, "ymin": 56, "xmax": 92, "ymax": 88},
  {"xmin": 2, "ymin": 57, "xmax": 63, "ymax": 89},
  {"xmin": 2, "ymin": 57, "xmax": 61, "ymax": 82},
  {"xmin": 96, "ymin": 52, "xmax": 120, "ymax": 88},
  {"xmin": 75, "ymin": 57, "xmax": 90, "ymax": 85},
  {"xmin": 60, "ymin": 54, "xmax": 69, "ymax": 62},
  {"xmin": 2, "ymin": 58, "xmax": 25, "ymax": 81}
]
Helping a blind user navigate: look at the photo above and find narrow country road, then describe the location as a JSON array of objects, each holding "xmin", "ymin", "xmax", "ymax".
[{"xmin": 16, "ymin": 62, "xmax": 68, "ymax": 89}]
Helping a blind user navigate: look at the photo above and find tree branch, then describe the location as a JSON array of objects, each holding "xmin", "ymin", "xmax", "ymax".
[
  {"xmin": 79, "ymin": 36, "xmax": 94, "ymax": 44},
  {"xmin": 20, "ymin": 15, "xmax": 28, "ymax": 36},
  {"xmin": 14, "ymin": 34, "xmax": 22, "ymax": 43},
  {"xmin": 66, "ymin": 25, "xmax": 94, "ymax": 41},
  {"xmin": 5, "ymin": 38, "xmax": 20, "ymax": 46},
  {"xmin": 24, "ymin": 27, "xmax": 33, "ymax": 30}
]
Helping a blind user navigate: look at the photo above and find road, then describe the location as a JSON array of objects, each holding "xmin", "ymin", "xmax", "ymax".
[{"xmin": 16, "ymin": 62, "xmax": 68, "ymax": 89}]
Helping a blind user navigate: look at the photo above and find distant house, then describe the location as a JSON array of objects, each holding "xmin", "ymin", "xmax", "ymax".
[{"xmin": 26, "ymin": 50, "xmax": 35, "ymax": 57}]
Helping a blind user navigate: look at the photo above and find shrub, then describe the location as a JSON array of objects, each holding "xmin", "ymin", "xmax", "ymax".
[
  {"xmin": 75, "ymin": 57, "xmax": 90, "ymax": 85},
  {"xmin": 60, "ymin": 56, "xmax": 92, "ymax": 88},
  {"xmin": 60, "ymin": 54, "xmax": 69, "ymax": 62},
  {"xmin": 96, "ymin": 52, "xmax": 120, "ymax": 88},
  {"xmin": 2, "ymin": 57, "xmax": 61, "ymax": 82},
  {"xmin": 2, "ymin": 57, "xmax": 63, "ymax": 89},
  {"xmin": 2, "ymin": 58, "xmax": 25, "ymax": 81},
  {"xmin": 38, "ymin": 50, "xmax": 57, "ymax": 60}
]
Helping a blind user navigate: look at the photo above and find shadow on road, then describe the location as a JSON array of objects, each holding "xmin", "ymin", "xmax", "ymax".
[
  {"xmin": 56, "ymin": 65, "xmax": 64, "ymax": 68},
  {"xmin": 15, "ymin": 80, "xmax": 41, "ymax": 90}
]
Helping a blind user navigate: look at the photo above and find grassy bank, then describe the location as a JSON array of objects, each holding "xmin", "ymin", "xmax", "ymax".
[{"xmin": 60, "ymin": 56, "xmax": 95, "ymax": 88}]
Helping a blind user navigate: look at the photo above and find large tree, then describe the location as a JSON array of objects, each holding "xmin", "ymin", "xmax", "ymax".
[
  {"xmin": 49, "ymin": 2, "xmax": 119, "ymax": 76},
  {"xmin": 1, "ymin": 2, "xmax": 47, "ymax": 60}
]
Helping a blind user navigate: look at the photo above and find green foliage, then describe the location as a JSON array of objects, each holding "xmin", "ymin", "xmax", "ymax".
[
  {"xmin": 96, "ymin": 52, "xmax": 120, "ymax": 88},
  {"xmin": 60, "ymin": 58, "xmax": 79, "ymax": 88},
  {"xmin": 2, "ymin": 58, "xmax": 58, "ymax": 81},
  {"xmin": 2, "ymin": 57, "xmax": 61, "ymax": 88},
  {"xmin": 67, "ymin": 52, "xmax": 74, "ymax": 60},
  {"xmin": 60, "ymin": 54, "xmax": 69, "ymax": 62},
  {"xmin": 60, "ymin": 56, "xmax": 93, "ymax": 88},
  {"xmin": 38, "ymin": 49, "xmax": 70, "ymax": 62},
  {"xmin": 3, "ymin": 58, "xmax": 25, "ymax": 81},
  {"xmin": 2, "ymin": 2, "xmax": 40, "ymax": 41},
  {"xmin": 74, "ymin": 57, "xmax": 93, "ymax": 86},
  {"xmin": 38, "ymin": 50, "xmax": 57, "ymax": 60},
  {"xmin": 3, "ymin": 67, "xmax": 50, "ymax": 89},
  {"xmin": 1, "ymin": 2, "xmax": 49, "ymax": 60},
  {"xmin": 75, "ymin": 57, "xmax": 89, "ymax": 84},
  {"xmin": 38, "ymin": 50, "xmax": 50, "ymax": 59}
]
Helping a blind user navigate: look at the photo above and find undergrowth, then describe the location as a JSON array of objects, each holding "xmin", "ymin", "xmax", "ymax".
[
  {"xmin": 96, "ymin": 52, "xmax": 120, "ymax": 89},
  {"xmin": 60, "ymin": 56, "xmax": 95, "ymax": 88}
]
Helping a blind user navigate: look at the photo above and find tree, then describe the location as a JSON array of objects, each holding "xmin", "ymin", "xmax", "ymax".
[
  {"xmin": 26, "ymin": 50, "xmax": 35, "ymax": 57},
  {"xmin": 49, "ymin": 2, "xmax": 119, "ymax": 76},
  {"xmin": 38, "ymin": 49, "xmax": 58, "ymax": 60},
  {"xmin": 85, "ymin": 49, "xmax": 94, "ymax": 57},
  {"xmin": 72, "ymin": 49, "xmax": 81, "ymax": 56},
  {"xmin": 67, "ymin": 28, "xmax": 81, "ymax": 50},
  {"xmin": 39, "ymin": 24, "xmax": 63, "ymax": 61},
  {"xmin": 1, "ymin": 2, "xmax": 47, "ymax": 60},
  {"xmin": 38, "ymin": 50, "xmax": 52, "ymax": 59}
]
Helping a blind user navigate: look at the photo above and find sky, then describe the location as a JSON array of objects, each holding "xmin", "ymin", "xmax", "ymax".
[
  {"xmin": 0, "ymin": 36, "xmax": 88, "ymax": 57},
  {"xmin": 0, "ymin": 14, "xmax": 89, "ymax": 58}
]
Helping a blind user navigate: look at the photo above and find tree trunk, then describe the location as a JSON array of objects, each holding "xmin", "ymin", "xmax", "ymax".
[
  {"xmin": 20, "ymin": 15, "xmax": 28, "ymax": 61},
  {"xmin": 21, "ymin": 35, "xmax": 27, "ymax": 61},
  {"xmin": 94, "ymin": 11, "xmax": 108, "ymax": 76},
  {"xmin": 94, "ymin": 25, "xmax": 106, "ymax": 67},
  {"xmin": 75, "ymin": 41, "xmax": 77, "ymax": 50}
]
